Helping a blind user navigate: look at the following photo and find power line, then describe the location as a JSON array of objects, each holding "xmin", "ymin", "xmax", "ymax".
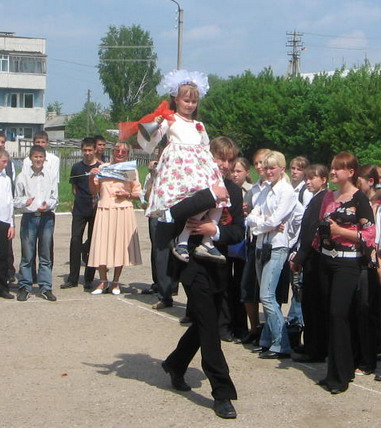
[{"xmin": 304, "ymin": 31, "xmax": 381, "ymax": 40}]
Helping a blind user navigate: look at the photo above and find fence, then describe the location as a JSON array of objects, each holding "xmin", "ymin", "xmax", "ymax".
[{"xmin": 12, "ymin": 147, "xmax": 153, "ymax": 180}]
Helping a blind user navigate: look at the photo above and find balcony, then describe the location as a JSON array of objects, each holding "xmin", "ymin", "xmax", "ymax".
[
  {"xmin": 0, "ymin": 106, "xmax": 45, "ymax": 124},
  {"xmin": 0, "ymin": 73, "xmax": 45, "ymax": 89}
]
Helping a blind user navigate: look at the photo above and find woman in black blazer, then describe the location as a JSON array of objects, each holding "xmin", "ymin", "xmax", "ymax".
[{"xmin": 290, "ymin": 164, "xmax": 329, "ymax": 363}]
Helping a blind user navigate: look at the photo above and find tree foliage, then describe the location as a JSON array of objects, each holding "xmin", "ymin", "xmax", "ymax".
[
  {"xmin": 47, "ymin": 100, "xmax": 63, "ymax": 115},
  {"xmin": 98, "ymin": 24, "xmax": 161, "ymax": 122},
  {"xmin": 65, "ymin": 101, "xmax": 116, "ymax": 139},
  {"xmin": 199, "ymin": 65, "xmax": 381, "ymax": 165}
]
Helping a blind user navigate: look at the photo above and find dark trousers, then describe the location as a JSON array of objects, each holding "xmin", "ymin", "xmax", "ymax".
[
  {"xmin": 165, "ymin": 269, "xmax": 237, "ymax": 400},
  {"xmin": 353, "ymin": 268, "xmax": 379, "ymax": 372},
  {"xmin": 301, "ymin": 251, "xmax": 328, "ymax": 360},
  {"xmin": 148, "ymin": 218, "xmax": 158, "ymax": 285},
  {"xmin": 219, "ymin": 257, "xmax": 248, "ymax": 338},
  {"xmin": 319, "ymin": 255, "xmax": 362, "ymax": 391},
  {"xmin": 154, "ymin": 221, "xmax": 178, "ymax": 304},
  {"xmin": 7, "ymin": 239, "xmax": 15, "ymax": 279},
  {"xmin": 68, "ymin": 214, "xmax": 96, "ymax": 285},
  {"xmin": 0, "ymin": 221, "xmax": 10, "ymax": 291}
]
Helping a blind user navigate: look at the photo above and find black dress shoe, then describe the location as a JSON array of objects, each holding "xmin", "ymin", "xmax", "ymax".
[
  {"xmin": 375, "ymin": 374, "xmax": 381, "ymax": 381},
  {"xmin": 0, "ymin": 289, "xmax": 14, "ymax": 299},
  {"xmin": 236, "ymin": 331, "xmax": 259, "ymax": 344},
  {"xmin": 60, "ymin": 282, "xmax": 78, "ymax": 289},
  {"xmin": 251, "ymin": 346, "xmax": 268, "ymax": 353},
  {"xmin": 259, "ymin": 350, "xmax": 290, "ymax": 359},
  {"xmin": 213, "ymin": 399, "xmax": 237, "ymax": 419},
  {"xmin": 161, "ymin": 361, "xmax": 191, "ymax": 391},
  {"xmin": 220, "ymin": 333, "xmax": 234, "ymax": 342}
]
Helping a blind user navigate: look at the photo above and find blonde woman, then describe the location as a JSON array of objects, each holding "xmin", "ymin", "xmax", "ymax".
[
  {"xmin": 88, "ymin": 142, "xmax": 142, "ymax": 295},
  {"xmin": 247, "ymin": 151, "xmax": 297, "ymax": 358}
]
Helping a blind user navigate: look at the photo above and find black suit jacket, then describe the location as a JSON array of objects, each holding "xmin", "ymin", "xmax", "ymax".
[
  {"xmin": 170, "ymin": 178, "xmax": 245, "ymax": 293},
  {"xmin": 293, "ymin": 189, "xmax": 327, "ymax": 266}
]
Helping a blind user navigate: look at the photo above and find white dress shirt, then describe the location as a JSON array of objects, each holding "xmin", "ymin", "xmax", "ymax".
[
  {"xmin": 294, "ymin": 180, "xmax": 313, "ymax": 208},
  {"xmin": 14, "ymin": 167, "xmax": 58, "ymax": 213},
  {"xmin": 0, "ymin": 169, "xmax": 14, "ymax": 226},
  {"xmin": 246, "ymin": 177, "xmax": 297, "ymax": 249},
  {"xmin": 22, "ymin": 151, "xmax": 60, "ymax": 184}
]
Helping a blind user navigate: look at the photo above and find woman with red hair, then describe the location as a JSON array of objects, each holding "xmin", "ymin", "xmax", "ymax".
[{"xmin": 316, "ymin": 152, "xmax": 376, "ymax": 394}]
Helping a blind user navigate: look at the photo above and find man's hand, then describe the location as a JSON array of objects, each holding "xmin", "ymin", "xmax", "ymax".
[
  {"xmin": 186, "ymin": 217, "xmax": 217, "ymax": 236},
  {"xmin": 25, "ymin": 197, "xmax": 35, "ymax": 207},
  {"xmin": 38, "ymin": 202, "xmax": 49, "ymax": 212},
  {"xmin": 212, "ymin": 184, "xmax": 229, "ymax": 203},
  {"xmin": 7, "ymin": 226, "xmax": 15, "ymax": 240}
]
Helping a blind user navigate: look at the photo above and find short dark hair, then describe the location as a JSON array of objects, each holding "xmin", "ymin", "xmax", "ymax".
[
  {"xmin": 33, "ymin": 130, "xmax": 49, "ymax": 142},
  {"xmin": 29, "ymin": 145, "xmax": 46, "ymax": 158},
  {"xmin": 81, "ymin": 137, "xmax": 96, "ymax": 149},
  {"xmin": 0, "ymin": 131, "xmax": 6, "ymax": 140},
  {"xmin": 94, "ymin": 135, "xmax": 106, "ymax": 143}
]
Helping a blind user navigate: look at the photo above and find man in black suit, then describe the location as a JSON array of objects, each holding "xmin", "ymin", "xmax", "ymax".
[{"xmin": 161, "ymin": 137, "xmax": 244, "ymax": 419}]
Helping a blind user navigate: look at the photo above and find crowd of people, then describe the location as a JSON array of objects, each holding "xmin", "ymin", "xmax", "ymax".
[{"xmin": 1, "ymin": 69, "xmax": 381, "ymax": 419}]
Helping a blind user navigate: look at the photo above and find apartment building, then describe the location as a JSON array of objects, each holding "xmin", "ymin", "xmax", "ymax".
[{"xmin": 0, "ymin": 32, "xmax": 46, "ymax": 143}]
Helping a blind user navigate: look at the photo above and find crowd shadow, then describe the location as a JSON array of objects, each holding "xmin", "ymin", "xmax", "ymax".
[{"xmin": 83, "ymin": 353, "xmax": 212, "ymax": 409}]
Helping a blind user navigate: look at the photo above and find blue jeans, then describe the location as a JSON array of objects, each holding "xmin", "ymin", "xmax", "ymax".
[
  {"xmin": 19, "ymin": 213, "xmax": 54, "ymax": 293},
  {"xmin": 256, "ymin": 247, "xmax": 291, "ymax": 353}
]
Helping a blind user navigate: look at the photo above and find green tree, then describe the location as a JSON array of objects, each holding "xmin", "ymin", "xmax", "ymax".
[
  {"xmin": 47, "ymin": 100, "xmax": 63, "ymax": 115},
  {"xmin": 98, "ymin": 24, "xmax": 161, "ymax": 122},
  {"xmin": 65, "ymin": 101, "xmax": 116, "ymax": 139}
]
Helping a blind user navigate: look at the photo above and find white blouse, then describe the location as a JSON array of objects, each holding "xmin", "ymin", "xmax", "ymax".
[{"xmin": 246, "ymin": 177, "xmax": 297, "ymax": 249}]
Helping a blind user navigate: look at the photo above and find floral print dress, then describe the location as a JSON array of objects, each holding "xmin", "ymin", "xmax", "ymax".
[{"xmin": 145, "ymin": 113, "xmax": 228, "ymax": 218}]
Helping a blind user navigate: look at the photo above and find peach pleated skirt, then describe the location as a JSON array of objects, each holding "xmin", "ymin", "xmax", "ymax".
[{"xmin": 88, "ymin": 207, "xmax": 142, "ymax": 268}]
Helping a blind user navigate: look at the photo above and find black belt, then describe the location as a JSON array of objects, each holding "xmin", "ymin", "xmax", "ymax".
[{"xmin": 23, "ymin": 211, "xmax": 54, "ymax": 217}]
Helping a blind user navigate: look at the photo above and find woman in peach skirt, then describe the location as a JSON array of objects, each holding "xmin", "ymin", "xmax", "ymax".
[{"xmin": 88, "ymin": 142, "xmax": 142, "ymax": 295}]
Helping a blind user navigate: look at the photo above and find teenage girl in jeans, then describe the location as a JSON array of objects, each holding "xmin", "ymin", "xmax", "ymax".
[
  {"xmin": 247, "ymin": 151, "xmax": 297, "ymax": 359},
  {"xmin": 316, "ymin": 152, "xmax": 376, "ymax": 394}
]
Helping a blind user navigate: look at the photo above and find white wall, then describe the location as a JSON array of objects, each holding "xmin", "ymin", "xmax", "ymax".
[{"xmin": 0, "ymin": 106, "xmax": 45, "ymax": 124}]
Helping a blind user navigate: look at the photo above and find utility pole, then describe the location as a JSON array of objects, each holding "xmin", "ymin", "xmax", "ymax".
[
  {"xmin": 169, "ymin": 0, "xmax": 184, "ymax": 69},
  {"xmin": 286, "ymin": 31, "xmax": 303, "ymax": 76},
  {"xmin": 86, "ymin": 89, "xmax": 91, "ymax": 137}
]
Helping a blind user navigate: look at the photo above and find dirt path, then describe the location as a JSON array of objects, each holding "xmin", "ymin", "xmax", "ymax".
[{"xmin": 1, "ymin": 212, "xmax": 381, "ymax": 427}]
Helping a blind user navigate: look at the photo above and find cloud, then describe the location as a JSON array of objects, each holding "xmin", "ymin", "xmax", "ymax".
[{"xmin": 186, "ymin": 25, "xmax": 221, "ymax": 42}]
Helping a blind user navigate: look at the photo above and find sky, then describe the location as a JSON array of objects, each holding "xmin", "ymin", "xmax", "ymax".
[{"xmin": 2, "ymin": 0, "xmax": 381, "ymax": 114}]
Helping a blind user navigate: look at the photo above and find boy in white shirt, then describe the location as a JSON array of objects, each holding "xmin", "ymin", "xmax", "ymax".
[
  {"xmin": 0, "ymin": 149, "xmax": 15, "ymax": 299},
  {"xmin": 15, "ymin": 145, "xmax": 58, "ymax": 302}
]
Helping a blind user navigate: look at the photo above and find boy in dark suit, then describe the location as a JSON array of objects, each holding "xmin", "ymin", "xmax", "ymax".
[{"xmin": 161, "ymin": 137, "xmax": 244, "ymax": 419}]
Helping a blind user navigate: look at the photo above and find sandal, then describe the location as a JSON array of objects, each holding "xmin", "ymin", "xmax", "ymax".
[{"xmin": 172, "ymin": 244, "xmax": 190, "ymax": 263}]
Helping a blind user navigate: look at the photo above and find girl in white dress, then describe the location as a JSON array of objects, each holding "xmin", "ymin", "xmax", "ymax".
[{"xmin": 138, "ymin": 70, "xmax": 229, "ymax": 263}]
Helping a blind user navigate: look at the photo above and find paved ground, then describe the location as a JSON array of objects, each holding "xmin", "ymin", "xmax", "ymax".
[{"xmin": 2, "ymin": 212, "xmax": 381, "ymax": 427}]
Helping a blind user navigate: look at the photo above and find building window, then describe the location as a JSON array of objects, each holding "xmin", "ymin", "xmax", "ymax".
[
  {"xmin": 9, "ymin": 56, "xmax": 46, "ymax": 74},
  {"xmin": 0, "ymin": 55, "xmax": 9, "ymax": 72},
  {"xmin": 9, "ymin": 127, "xmax": 33, "ymax": 141},
  {"xmin": 5, "ymin": 93, "xmax": 34, "ymax": 108}
]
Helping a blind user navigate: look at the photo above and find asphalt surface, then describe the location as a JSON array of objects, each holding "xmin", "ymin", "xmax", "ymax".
[{"xmin": 2, "ymin": 212, "xmax": 381, "ymax": 427}]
